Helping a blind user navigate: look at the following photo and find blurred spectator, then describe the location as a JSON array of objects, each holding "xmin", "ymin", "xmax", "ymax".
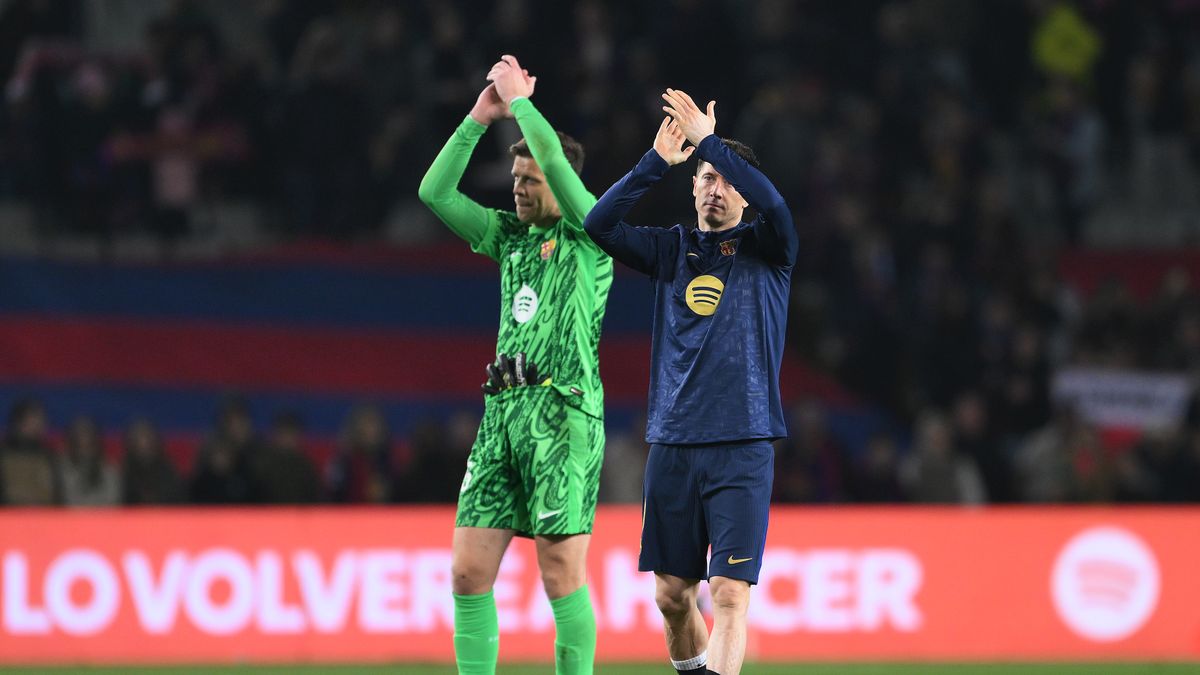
[
  {"xmin": 599, "ymin": 415, "xmax": 648, "ymax": 504},
  {"xmin": 1061, "ymin": 418, "xmax": 1115, "ymax": 503},
  {"xmin": 211, "ymin": 395, "xmax": 262, "ymax": 456},
  {"xmin": 899, "ymin": 410, "xmax": 986, "ymax": 504},
  {"xmin": 951, "ymin": 390, "xmax": 1013, "ymax": 503},
  {"xmin": 59, "ymin": 415, "xmax": 120, "ymax": 507},
  {"xmin": 397, "ymin": 410, "xmax": 478, "ymax": 503},
  {"xmin": 190, "ymin": 436, "xmax": 256, "ymax": 504},
  {"xmin": 122, "ymin": 418, "xmax": 184, "ymax": 505},
  {"xmin": 327, "ymin": 404, "xmax": 394, "ymax": 503},
  {"xmin": 252, "ymin": 411, "xmax": 321, "ymax": 504},
  {"xmin": 1015, "ymin": 405, "xmax": 1116, "ymax": 503},
  {"xmin": 0, "ymin": 398, "xmax": 59, "ymax": 506},
  {"xmin": 1073, "ymin": 278, "xmax": 1140, "ymax": 367},
  {"xmin": 277, "ymin": 17, "xmax": 368, "ymax": 237},
  {"xmin": 1184, "ymin": 427, "xmax": 1200, "ymax": 502},
  {"xmin": 0, "ymin": 1, "xmax": 80, "ymax": 84},
  {"xmin": 844, "ymin": 432, "xmax": 904, "ymax": 503},
  {"xmin": 1033, "ymin": 78, "xmax": 1105, "ymax": 243},
  {"xmin": 1015, "ymin": 405, "xmax": 1082, "ymax": 503},
  {"xmin": 989, "ymin": 323, "xmax": 1052, "ymax": 435},
  {"xmin": 773, "ymin": 400, "xmax": 846, "ymax": 503},
  {"xmin": 1115, "ymin": 426, "xmax": 1198, "ymax": 503},
  {"xmin": 1144, "ymin": 267, "xmax": 1198, "ymax": 369},
  {"xmin": 190, "ymin": 397, "xmax": 260, "ymax": 504},
  {"xmin": 361, "ymin": 4, "xmax": 429, "ymax": 226}
]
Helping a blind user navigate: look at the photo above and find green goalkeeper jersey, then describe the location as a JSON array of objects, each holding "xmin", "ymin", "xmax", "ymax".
[{"xmin": 418, "ymin": 98, "xmax": 612, "ymax": 419}]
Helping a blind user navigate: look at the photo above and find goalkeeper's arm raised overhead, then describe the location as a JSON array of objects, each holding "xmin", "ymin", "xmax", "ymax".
[
  {"xmin": 417, "ymin": 83, "xmax": 514, "ymax": 261},
  {"xmin": 488, "ymin": 54, "xmax": 597, "ymax": 232}
]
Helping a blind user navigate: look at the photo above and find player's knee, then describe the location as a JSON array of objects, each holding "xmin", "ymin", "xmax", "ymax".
[
  {"xmin": 709, "ymin": 579, "xmax": 750, "ymax": 614},
  {"xmin": 539, "ymin": 569, "xmax": 581, "ymax": 599},
  {"xmin": 535, "ymin": 535, "xmax": 589, "ymax": 599},
  {"xmin": 450, "ymin": 559, "xmax": 495, "ymax": 595},
  {"xmin": 654, "ymin": 586, "xmax": 693, "ymax": 620},
  {"xmin": 537, "ymin": 557, "xmax": 586, "ymax": 599}
]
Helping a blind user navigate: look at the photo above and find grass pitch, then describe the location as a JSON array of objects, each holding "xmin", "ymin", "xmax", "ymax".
[{"xmin": 2, "ymin": 664, "xmax": 1194, "ymax": 674}]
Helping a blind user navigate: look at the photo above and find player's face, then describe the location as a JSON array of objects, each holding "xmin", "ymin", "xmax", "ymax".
[
  {"xmin": 692, "ymin": 162, "xmax": 748, "ymax": 231},
  {"xmin": 512, "ymin": 156, "xmax": 561, "ymax": 225}
]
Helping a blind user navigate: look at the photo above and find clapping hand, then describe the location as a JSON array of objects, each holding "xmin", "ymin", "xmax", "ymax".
[
  {"xmin": 469, "ymin": 83, "xmax": 509, "ymax": 126},
  {"xmin": 487, "ymin": 55, "xmax": 536, "ymax": 104},
  {"xmin": 661, "ymin": 88, "xmax": 716, "ymax": 146},
  {"xmin": 652, "ymin": 116, "xmax": 695, "ymax": 166}
]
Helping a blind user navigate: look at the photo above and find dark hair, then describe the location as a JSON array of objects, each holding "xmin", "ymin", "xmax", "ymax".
[
  {"xmin": 696, "ymin": 138, "xmax": 760, "ymax": 174},
  {"xmin": 509, "ymin": 132, "xmax": 585, "ymax": 176}
]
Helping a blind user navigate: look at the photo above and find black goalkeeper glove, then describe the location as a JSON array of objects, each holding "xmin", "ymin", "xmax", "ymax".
[{"xmin": 482, "ymin": 352, "xmax": 549, "ymax": 395}]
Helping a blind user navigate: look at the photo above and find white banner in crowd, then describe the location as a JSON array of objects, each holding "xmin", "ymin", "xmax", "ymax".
[{"xmin": 1052, "ymin": 367, "xmax": 1194, "ymax": 429}]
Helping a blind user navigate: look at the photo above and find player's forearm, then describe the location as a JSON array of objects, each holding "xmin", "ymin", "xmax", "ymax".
[
  {"xmin": 695, "ymin": 135, "xmax": 787, "ymax": 214},
  {"xmin": 590, "ymin": 149, "xmax": 668, "ymax": 228},
  {"xmin": 696, "ymin": 135, "xmax": 797, "ymax": 265},
  {"xmin": 583, "ymin": 150, "xmax": 670, "ymax": 275},
  {"xmin": 754, "ymin": 208, "xmax": 799, "ymax": 267},
  {"xmin": 510, "ymin": 98, "xmax": 596, "ymax": 224},
  {"xmin": 418, "ymin": 116, "xmax": 486, "ymax": 204},
  {"xmin": 418, "ymin": 117, "xmax": 490, "ymax": 245}
]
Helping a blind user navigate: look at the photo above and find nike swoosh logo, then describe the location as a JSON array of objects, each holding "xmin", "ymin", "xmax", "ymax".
[
  {"xmin": 537, "ymin": 510, "xmax": 562, "ymax": 520},
  {"xmin": 727, "ymin": 556, "xmax": 753, "ymax": 565}
]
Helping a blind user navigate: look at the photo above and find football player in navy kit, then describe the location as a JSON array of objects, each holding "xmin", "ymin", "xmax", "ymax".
[{"xmin": 583, "ymin": 89, "xmax": 797, "ymax": 675}]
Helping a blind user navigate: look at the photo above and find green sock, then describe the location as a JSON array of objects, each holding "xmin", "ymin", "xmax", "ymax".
[
  {"xmin": 550, "ymin": 585, "xmax": 597, "ymax": 675},
  {"xmin": 453, "ymin": 590, "xmax": 499, "ymax": 674}
]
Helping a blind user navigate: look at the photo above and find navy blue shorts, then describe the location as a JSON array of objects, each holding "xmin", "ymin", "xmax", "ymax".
[{"xmin": 638, "ymin": 441, "xmax": 773, "ymax": 584}]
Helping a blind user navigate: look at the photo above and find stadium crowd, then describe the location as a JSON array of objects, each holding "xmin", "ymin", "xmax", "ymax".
[
  {"xmin": 1, "ymin": 385, "xmax": 1198, "ymax": 507},
  {"xmin": 0, "ymin": 396, "xmax": 476, "ymax": 507},
  {"xmin": 0, "ymin": 0, "xmax": 1198, "ymax": 506}
]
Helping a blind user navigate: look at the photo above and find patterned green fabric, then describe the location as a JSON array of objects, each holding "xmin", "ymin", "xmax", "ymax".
[
  {"xmin": 421, "ymin": 98, "xmax": 610, "ymax": 526},
  {"xmin": 456, "ymin": 389, "xmax": 604, "ymax": 535},
  {"xmin": 483, "ymin": 215, "xmax": 611, "ymax": 418},
  {"xmin": 418, "ymin": 101, "xmax": 612, "ymax": 419}
]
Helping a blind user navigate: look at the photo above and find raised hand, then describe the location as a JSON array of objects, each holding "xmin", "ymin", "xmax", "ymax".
[
  {"xmin": 661, "ymin": 88, "xmax": 716, "ymax": 146},
  {"xmin": 652, "ymin": 116, "xmax": 695, "ymax": 166},
  {"xmin": 469, "ymin": 83, "xmax": 509, "ymax": 126},
  {"xmin": 487, "ymin": 54, "xmax": 536, "ymax": 104}
]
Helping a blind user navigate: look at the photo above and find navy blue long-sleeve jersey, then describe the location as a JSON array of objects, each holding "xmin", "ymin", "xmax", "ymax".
[{"xmin": 584, "ymin": 134, "xmax": 798, "ymax": 444}]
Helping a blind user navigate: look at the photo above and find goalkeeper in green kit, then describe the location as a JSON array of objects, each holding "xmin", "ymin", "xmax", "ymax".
[{"xmin": 418, "ymin": 55, "xmax": 611, "ymax": 675}]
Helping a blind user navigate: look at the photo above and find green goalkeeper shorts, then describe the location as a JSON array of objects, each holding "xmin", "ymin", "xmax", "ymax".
[{"xmin": 455, "ymin": 387, "xmax": 605, "ymax": 536}]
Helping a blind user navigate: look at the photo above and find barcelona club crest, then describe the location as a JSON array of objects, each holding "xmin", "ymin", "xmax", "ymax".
[
  {"xmin": 540, "ymin": 238, "xmax": 557, "ymax": 260},
  {"xmin": 719, "ymin": 239, "xmax": 738, "ymax": 256}
]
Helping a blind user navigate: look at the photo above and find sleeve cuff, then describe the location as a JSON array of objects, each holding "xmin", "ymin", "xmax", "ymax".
[
  {"xmin": 509, "ymin": 97, "xmax": 534, "ymax": 115},
  {"xmin": 459, "ymin": 115, "xmax": 488, "ymax": 138},
  {"xmin": 695, "ymin": 134, "xmax": 723, "ymax": 160},
  {"xmin": 637, "ymin": 148, "xmax": 671, "ymax": 177}
]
